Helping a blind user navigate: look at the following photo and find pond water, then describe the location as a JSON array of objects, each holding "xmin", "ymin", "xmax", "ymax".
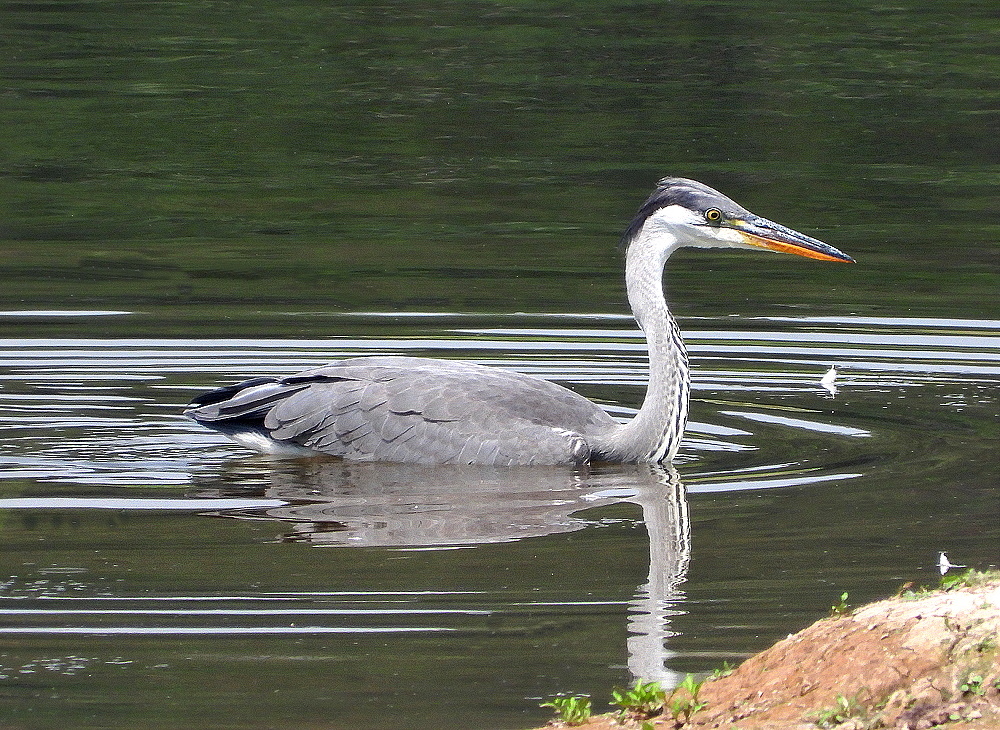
[
  {"xmin": 1, "ymin": 313, "xmax": 997, "ymax": 728},
  {"xmin": 2, "ymin": 1, "xmax": 999, "ymax": 729}
]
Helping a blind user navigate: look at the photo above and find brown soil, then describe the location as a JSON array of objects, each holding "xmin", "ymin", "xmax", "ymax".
[{"xmin": 536, "ymin": 574, "xmax": 1000, "ymax": 730}]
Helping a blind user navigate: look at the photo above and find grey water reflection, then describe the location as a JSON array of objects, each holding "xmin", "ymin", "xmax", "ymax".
[{"xmin": 193, "ymin": 460, "xmax": 691, "ymax": 684}]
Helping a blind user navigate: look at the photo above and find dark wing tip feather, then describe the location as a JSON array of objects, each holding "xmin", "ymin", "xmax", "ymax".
[{"xmin": 186, "ymin": 377, "xmax": 280, "ymax": 409}]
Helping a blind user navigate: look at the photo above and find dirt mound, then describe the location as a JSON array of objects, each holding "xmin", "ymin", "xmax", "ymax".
[{"xmin": 539, "ymin": 573, "xmax": 1000, "ymax": 730}]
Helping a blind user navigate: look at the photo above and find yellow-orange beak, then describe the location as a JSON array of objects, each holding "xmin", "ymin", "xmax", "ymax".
[{"xmin": 731, "ymin": 215, "xmax": 854, "ymax": 263}]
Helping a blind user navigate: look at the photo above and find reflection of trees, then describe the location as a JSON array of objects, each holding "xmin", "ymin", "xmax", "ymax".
[{"xmin": 190, "ymin": 459, "xmax": 689, "ymax": 683}]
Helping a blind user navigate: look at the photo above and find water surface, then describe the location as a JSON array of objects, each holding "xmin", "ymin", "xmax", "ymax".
[
  {"xmin": 2, "ymin": 1, "xmax": 999, "ymax": 728},
  {"xmin": 1, "ymin": 312, "xmax": 997, "ymax": 728}
]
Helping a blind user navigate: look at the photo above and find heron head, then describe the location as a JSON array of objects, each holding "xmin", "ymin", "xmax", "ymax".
[{"xmin": 622, "ymin": 177, "xmax": 855, "ymax": 263}]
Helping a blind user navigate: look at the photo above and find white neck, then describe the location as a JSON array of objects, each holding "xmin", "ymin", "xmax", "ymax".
[{"xmin": 603, "ymin": 226, "xmax": 690, "ymax": 462}]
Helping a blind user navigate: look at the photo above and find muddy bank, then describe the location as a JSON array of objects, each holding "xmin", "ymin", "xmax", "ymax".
[{"xmin": 536, "ymin": 573, "xmax": 1000, "ymax": 730}]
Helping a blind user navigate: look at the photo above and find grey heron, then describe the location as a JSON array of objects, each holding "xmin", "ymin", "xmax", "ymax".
[{"xmin": 185, "ymin": 178, "xmax": 853, "ymax": 466}]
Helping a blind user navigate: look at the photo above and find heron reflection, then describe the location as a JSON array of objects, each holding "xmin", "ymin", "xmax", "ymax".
[{"xmin": 193, "ymin": 461, "xmax": 690, "ymax": 684}]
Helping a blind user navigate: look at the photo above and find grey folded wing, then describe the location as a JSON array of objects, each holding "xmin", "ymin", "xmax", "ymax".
[{"xmin": 184, "ymin": 357, "xmax": 617, "ymax": 466}]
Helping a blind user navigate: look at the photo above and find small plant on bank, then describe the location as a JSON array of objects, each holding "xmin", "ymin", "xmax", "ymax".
[
  {"xmin": 959, "ymin": 672, "xmax": 986, "ymax": 696},
  {"xmin": 540, "ymin": 694, "xmax": 592, "ymax": 726},
  {"xmin": 895, "ymin": 580, "xmax": 928, "ymax": 600},
  {"xmin": 666, "ymin": 673, "xmax": 709, "ymax": 724},
  {"xmin": 829, "ymin": 591, "xmax": 851, "ymax": 618},
  {"xmin": 710, "ymin": 660, "xmax": 735, "ymax": 679},
  {"xmin": 613, "ymin": 673, "xmax": 709, "ymax": 725},
  {"xmin": 611, "ymin": 679, "xmax": 666, "ymax": 720},
  {"xmin": 810, "ymin": 693, "xmax": 864, "ymax": 728},
  {"xmin": 941, "ymin": 567, "xmax": 987, "ymax": 591}
]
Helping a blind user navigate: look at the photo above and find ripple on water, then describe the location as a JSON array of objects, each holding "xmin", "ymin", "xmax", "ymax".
[{"xmin": 0, "ymin": 312, "xmax": 995, "ymax": 723}]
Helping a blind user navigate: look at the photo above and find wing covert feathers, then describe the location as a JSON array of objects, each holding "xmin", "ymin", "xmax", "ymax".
[{"xmin": 185, "ymin": 357, "xmax": 613, "ymax": 465}]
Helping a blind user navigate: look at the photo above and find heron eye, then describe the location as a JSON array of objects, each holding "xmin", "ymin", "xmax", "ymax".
[{"xmin": 705, "ymin": 208, "xmax": 723, "ymax": 223}]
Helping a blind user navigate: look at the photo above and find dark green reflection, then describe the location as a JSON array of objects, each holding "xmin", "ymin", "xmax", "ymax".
[{"xmin": 2, "ymin": 0, "xmax": 999, "ymax": 323}]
